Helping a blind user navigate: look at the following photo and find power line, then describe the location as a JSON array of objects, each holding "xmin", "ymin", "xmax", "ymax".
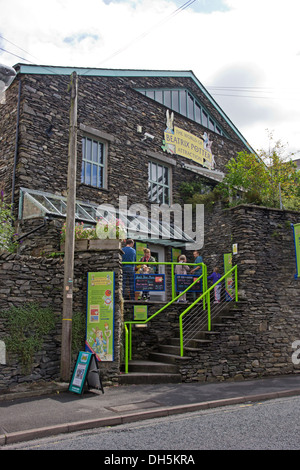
[{"xmin": 81, "ymin": 0, "xmax": 197, "ymax": 72}]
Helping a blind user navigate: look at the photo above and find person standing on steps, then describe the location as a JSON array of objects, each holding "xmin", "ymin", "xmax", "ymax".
[
  {"xmin": 190, "ymin": 250, "xmax": 203, "ymax": 299},
  {"xmin": 122, "ymin": 239, "xmax": 136, "ymax": 300},
  {"xmin": 208, "ymin": 267, "xmax": 222, "ymax": 303},
  {"xmin": 175, "ymin": 254, "xmax": 190, "ymax": 302}
]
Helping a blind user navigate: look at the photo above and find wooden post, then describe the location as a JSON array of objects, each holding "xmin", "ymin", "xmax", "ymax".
[{"xmin": 60, "ymin": 71, "xmax": 78, "ymax": 382}]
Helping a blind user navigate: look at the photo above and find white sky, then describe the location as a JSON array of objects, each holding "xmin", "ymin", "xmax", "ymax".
[{"xmin": 1, "ymin": 0, "xmax": 300, "ymax": 159}]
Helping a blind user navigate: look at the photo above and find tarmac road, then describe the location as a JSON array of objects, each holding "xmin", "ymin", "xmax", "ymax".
[
  {"xmin": 1, "ymin": 374, "xmax": 300, "ymax": 447},
  {"xmin": 3, "ymin": 395, "xmax": 300, "ymax": 450}
]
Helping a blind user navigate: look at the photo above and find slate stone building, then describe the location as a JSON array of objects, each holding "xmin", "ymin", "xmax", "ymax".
[
  {"xmin": 1, "ymin": 64, "xmax": 299, "ymax": 386},
  {"xmin": 0, "ymin": 64, "xmax": 252, "ymax": 259}
]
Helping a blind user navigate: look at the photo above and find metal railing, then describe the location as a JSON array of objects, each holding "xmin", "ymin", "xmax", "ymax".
[
  {"xmin": 179, "ymin": 264, "xmax": 238, "ymax": 356},
  {"xmin": 122, "ymin": 261, "xmax": 205, "ymax": 374},
  {"xmin": 122, "ymin": 262, "xmax": 238, "ymax": 372}
]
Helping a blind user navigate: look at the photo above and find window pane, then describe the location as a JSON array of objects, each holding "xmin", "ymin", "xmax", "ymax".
[
  {"xmin": 86, "ymin": 139, "xmax": 92, "ymax": 161},
  {"xmin": 97, "ymin": 166, "xmax": 102, "ymax": 188},
  {"xmin": 187, "ymin": 93, "xmax": 194, "ymax": 120},
  {"xmin": 98, "ymin": 143, "xmax": 103, "ymax": 164},
  {"xmin": 92, "ymin": 141, "xmax": 98, "ymax": 162},
  {"xmin": 92, "ymin": 164, "xmax": 97, "ymax": 186},
  {"xmin": 86, "ymin": 163, "xmax": 91, "ymax": 185},
  {"xmin": 202, "ymin": 110, "xmax": 208, "ymax": 127},
  {"xmin": 146, "ymin": 90, "xmax": 154, "ymax": 99},
  {"xmin": 180, "ymin": 90, "xmax": 187, "ymax": 116},
  {"xmin": 163, "ymin": 166, "xmax": 168, "ymax": 185},
  {"xmin": 172, "ymin": 90, "xmax": 179, "ymax": 112},
  {"xmin": 152, "ymin": 163, "xmax": 157, "ymax": 182},
  {"xmin": 164, "ymin": 90, "xmax": 171, "ymax": 108},
  {"xmin": 157, "ymin": 165, "xmax": 163, "ymax": 184},
  {"xmin": 195, "ymin": 102, "xmax": 201, "ymax": 123},
  {"xmin": 209, "ymin": 118, "xmax": 215, "ymax": 131},
  {"xmin": 164, "ymin": 187, "xmax": 169, "ymax": 205},
  {"xmin": 155, "ymin": 90, "xmax": 163, "ymax": 104}
]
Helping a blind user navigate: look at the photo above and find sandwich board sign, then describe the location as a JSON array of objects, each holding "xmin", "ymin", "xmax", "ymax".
[{"xmin": 69, "ymin": 351, "xmax": 104, "ymax": 395}]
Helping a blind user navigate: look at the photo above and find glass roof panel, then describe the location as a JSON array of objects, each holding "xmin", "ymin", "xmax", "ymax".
[{"xmin": 19, "ymin": 188, "xmax": 194, "ymax": 246}]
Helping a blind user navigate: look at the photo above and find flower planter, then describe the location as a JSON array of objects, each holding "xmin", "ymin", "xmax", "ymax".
[
  {"xmin": 88, "ymin": 239, "xmax": 121, "ymax": 251},
  {"xmin": 60, "ymin": 239, "xmax": 89, "ymax": 252}
]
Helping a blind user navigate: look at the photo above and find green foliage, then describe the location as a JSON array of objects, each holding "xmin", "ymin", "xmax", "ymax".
[
  {"xmin": 219, "ymin": 137, "xmax": 300, "ymax": 210},
  {"xmin": 1, "ymin": 303, "xmax": 57, "ymax": 372},
  {"xmin": 0, "ymin": 193, "xmax": 19, "ymax": 252},
  {"xmin": 71, "ymin": 311, "xmax": 86, "ymax": 353}
]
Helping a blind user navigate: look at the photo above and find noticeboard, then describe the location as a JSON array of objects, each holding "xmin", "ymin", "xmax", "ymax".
[
  {"xmin": 69, "ymin": 351, "xmax": 104, "ymax": 395},
  {"xmin": 134, "ymin": 273, "xmax": 165, "ymax": 292},
  {"xmin": 175, "ymin": 274, "xmax": 202, "ymax": 293},
  {"xmin": 85, "ymin": 272, "xmax": 115, "ymax": 362}
]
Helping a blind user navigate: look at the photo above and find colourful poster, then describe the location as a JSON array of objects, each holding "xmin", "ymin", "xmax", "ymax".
[
  {"xmin": 224, "ymin": 253, "xmax": 233, "ymax": 301},
  {"xmin": 85, "ymin": 272, "xmax": 115, "ymax": 361},
  {"xmin": 293, "ymin": 223, "xmax": 300, "ymax": 279},
  {"xmin": 172, "ymin": 248, "xmax": 182, "ymax": 262}
]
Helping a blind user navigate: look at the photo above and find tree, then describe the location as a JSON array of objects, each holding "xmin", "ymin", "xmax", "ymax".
[{"xmin": 220, "ymin": 135, "xmax": 300, "ymax": 211}]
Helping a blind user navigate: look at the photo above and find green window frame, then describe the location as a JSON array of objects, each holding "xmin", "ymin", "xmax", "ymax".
[
  {"xmin": 148, "ymin": 161, "xmax": 170, "ymax": 205},
  {"xmin": 81, "ymin": 136, "xmax": 106, "ymax": 188}
]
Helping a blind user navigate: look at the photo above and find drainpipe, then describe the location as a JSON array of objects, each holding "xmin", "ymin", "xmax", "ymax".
[{"xmin": 11, "ymin": 76, "xmax": 21, "ymax": 213}]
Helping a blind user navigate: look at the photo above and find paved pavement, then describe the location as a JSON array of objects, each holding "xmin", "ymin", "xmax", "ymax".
[{"xmin": 1, "ymin": 374, "xmax": 300, "ymax": 446}]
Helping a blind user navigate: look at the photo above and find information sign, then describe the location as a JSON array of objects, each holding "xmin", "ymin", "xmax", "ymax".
[
  {"xmin": 293, "ymin": 223, "xmax": 300, "ymax": 279},
  {"xmin": 85, "ymin": 272, "xmax": 115, "ymax": 361},
  {"xmin": 224, "ymin": 253, "xmax": 234, "ymax": 301},
  {"xmin": 175, "ymin": 274, "xmax": 202, "ymax": 293},
  {"xmin": 134, "ymin": 273, "xmax": 165, "ymax": 292},
  {"xmin": 133, "ymin": 305, "xmax": 148, "ymax": 321},
  {"xmin": 69, "ymin": 351, "xmax": 104, "ymax": 395}
]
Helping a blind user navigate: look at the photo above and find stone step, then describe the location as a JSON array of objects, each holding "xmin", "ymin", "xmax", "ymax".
[
  {"xmin": 123, "ymin": 360, "xmax": 179, "ymax": 374},
  {"xmin": 118, "ymin": 371, "xmax": 182, "ymax": 385},
  {"xmin": 149, "ymin": 351, "xmax": 191, "ymax": 364}
]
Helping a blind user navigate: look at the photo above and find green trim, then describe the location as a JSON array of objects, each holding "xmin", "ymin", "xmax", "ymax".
[{"xmin": 14, "ymin": 63, "xmax": 254, "ymax": 153}]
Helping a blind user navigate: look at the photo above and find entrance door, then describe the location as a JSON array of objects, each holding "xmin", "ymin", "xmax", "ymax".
[{"xmin": 147, "ymin": 244, "xmax": 166, "ymax": 302}]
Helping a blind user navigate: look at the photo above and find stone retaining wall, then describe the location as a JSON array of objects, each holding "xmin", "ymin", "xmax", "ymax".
[{"xmin": 0, "ymin": 245, "xmax": 123, "ymax": 391}]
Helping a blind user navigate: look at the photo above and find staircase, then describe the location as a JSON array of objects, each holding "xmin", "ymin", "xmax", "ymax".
[{"xmin": 119, "ymin": 301, "xmax": 246, "ymax": 385}]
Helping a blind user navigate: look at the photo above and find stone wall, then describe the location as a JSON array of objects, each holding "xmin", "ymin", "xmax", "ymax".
[
  {"xmin": 0, "ymin": 244, "xmax": 123, "ymax": 391},
  {"xmin": 125, "ymin": 205, "xmax": 300, "ymax": 382}
]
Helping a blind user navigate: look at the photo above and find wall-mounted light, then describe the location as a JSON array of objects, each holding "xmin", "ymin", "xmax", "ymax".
[{"xmin": 141, "ymin": 132, "xmax": 155, "ymax": 142}]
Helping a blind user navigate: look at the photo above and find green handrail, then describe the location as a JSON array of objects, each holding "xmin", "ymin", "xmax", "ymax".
[
  {"xmin": 123, "ymin": 261, "xmax": 205, "ymax": 374},
  {"xmin": 179, "ymin": 264, "xmax": 238, "ymax": 356}
]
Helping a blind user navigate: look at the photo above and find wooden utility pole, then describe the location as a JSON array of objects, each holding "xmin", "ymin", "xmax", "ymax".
[{"xmin": 60, "ymin": 71, "xmax": 78, "ymax": 382}]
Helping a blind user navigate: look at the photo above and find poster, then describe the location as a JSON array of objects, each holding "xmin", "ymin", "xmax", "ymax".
[
  {"xmin": 172, "ymin": 248, "xmax": 182, "ymax": 262},
  {"xmin": 293, "ymin": 223, "xmax": 300, "ymax": 279},
  {"xmin": 85, "ymin": 272, "xmax": 115, "ymax": 361},
  {"xmin": 224, "ymin": 253, "xmax": 233, "ymax": 301}
]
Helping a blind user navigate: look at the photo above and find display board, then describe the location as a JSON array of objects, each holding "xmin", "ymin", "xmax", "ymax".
[
  {"xmin": 224, "ymin": 253, "xmax": 234, "ymax": 301},
  {"xmin": 85, "ymin": 272, "xmax": 115, "ymax": 361},
  {"xmin": 175, "ymin": 274, "xmax": 202, "ymax": 293},
  {"xmin": 69, "ymin": 351, "xmax": 104, "ymax": 395},
  {"xmin": 293, "ymin": 223, "xmax": 300, "ymax": 279},
  {"xmin": 133, "ymin": 305, "xmax": 148, "ymax": 321},
  {"xmin": 134, "ymin": 273, "xmax": 165, "ymax": 292}
]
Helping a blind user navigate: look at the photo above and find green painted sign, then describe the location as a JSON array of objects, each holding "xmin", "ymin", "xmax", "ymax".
[
  {"xmin": 85, "ymin": 272, "xmax": 115, "ymax": 361},
  {"xmin": 69, "ymin": 351, "xmax": 93, "ymax": 395},
  {"xmin": 224, "ymin": 253, "xmax": 234, "ymax": 300},
  {"xmin": 133, "ymin": 305, "xmax": 148, "ymax": 321},
  {"xmin": 293, "ymin": 223, "xmax": 300, "ymax": 279}
]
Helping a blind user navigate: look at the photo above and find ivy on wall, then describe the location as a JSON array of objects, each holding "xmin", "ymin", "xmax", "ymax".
[{"xmin": 1, "ymin": 303, "xmax": 58, "ymax": 372}]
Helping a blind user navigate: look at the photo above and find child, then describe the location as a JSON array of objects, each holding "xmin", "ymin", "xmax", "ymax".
[
  {"xmin": 175, "ymin": 255, "xmax": 190, "ymax": 302},
  {"xmin": 208, "ymin": 267, "xmax": 222, "ymax": 303},
  {"xmin": 138, "ymin": 264, "xmax": 153, "ymax": 300}
]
